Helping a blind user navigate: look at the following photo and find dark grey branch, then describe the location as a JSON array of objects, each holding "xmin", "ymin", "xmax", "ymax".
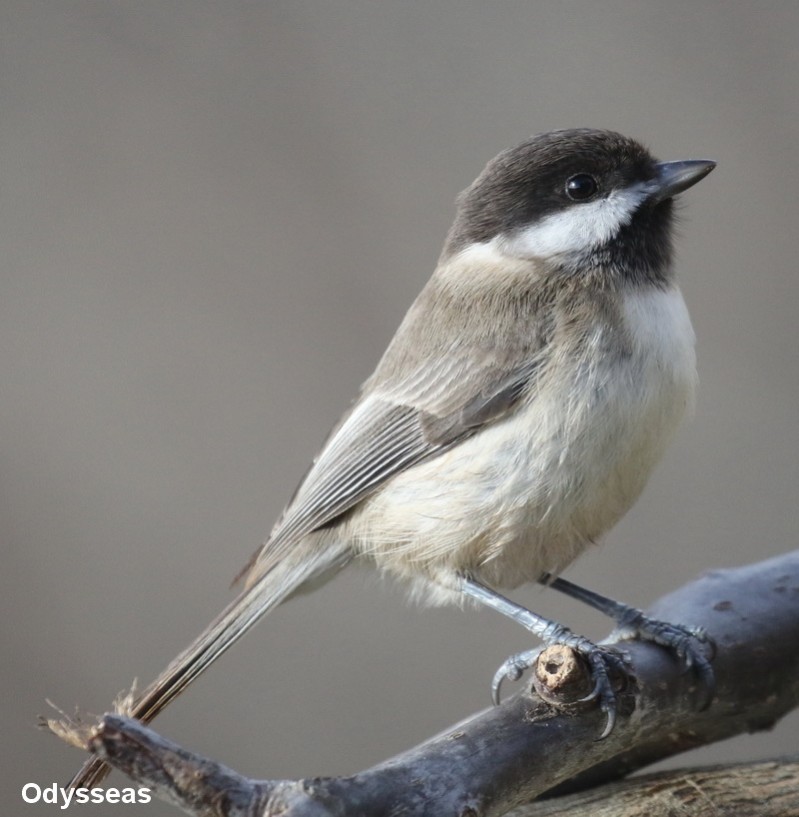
[{"xmin": 55, "ymin": 551, "xmax": 799, "ymax": 816}]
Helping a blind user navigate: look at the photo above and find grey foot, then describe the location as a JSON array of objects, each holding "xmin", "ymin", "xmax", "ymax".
[
  {"xmin": 616, "ymin": 609, "xmax": 716, "ymax": 709},
  {"xmin": 492, "ymin": 636, "xmax": 629, "ymax": 739}
]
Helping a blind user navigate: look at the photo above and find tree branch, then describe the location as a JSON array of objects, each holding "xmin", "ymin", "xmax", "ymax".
[
  {"xmin": 508, "ymin": 757, "xmax": 799, "ymax": 817},
  {"xmin": 50, "ymin": 550, "xmax": 799, "ymax": 816}
]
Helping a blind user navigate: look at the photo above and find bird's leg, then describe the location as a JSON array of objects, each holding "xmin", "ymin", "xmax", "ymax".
[
  {"xmin": 458, "ymin": 576, "xmax": 628, "ymax": 738},
  {"xmin": 541, "ymin": 574, "xmax": 715, "ymax": 708}
]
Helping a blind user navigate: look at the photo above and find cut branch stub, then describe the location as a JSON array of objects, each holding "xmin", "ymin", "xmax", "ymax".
[{"xmin": 532, "ymin": 644, "xmax": 633, "ymax": 719}]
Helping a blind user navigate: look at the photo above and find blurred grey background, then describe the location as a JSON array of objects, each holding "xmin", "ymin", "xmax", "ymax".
[{"xmin": 2, "ymin": 2, "xmax": 797, "ymax": 814}]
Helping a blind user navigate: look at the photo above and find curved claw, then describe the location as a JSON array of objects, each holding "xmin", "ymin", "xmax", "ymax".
[
  {"xmin": 576, "ymin": 669, "xmax": 604, "ymax": 704},
  {"xmin": 575, "ymin": 649, "xmax": 622, "ymax": 739},
  {"xmin": 679, "ymin": 645, "xmax": 715, "ymax": 709},
  {"xmin": 597, "ymin": 699, "xmax": 617, "ymax": 740},
  {"xmin": 491, "ymin": 651, "xmax": 537, "ymax": 705},
  {"xmin": 491, "ymin": 670, "xmax": 505, "ymax": 706},
  {"xmin": 692, "ymin": 652, "xmax": 717, "ymax": 710}
]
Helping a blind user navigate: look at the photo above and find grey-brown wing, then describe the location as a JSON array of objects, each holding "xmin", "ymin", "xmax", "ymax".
[
  {"xmin": 239, "ymin": 262, "xmax": 555, "ymax": 584},
  {"xmin": 237, "ymin": 354, "xmax": 542, "ymax": 586}
]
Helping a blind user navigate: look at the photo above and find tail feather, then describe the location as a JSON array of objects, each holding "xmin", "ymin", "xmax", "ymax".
[{"xmin": 67, "ymin": 541, "xmax": 348, "ymax": 789}]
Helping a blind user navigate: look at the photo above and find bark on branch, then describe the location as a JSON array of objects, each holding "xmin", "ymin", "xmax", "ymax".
[
  {"xmin": 50, "ymin": 550, "xmax": 799, "ymax": 816},
  {"xmin": 508, "ymin": 757, "xmax": 799, "ymax": 817}
]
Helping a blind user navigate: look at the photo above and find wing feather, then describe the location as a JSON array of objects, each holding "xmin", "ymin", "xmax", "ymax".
[
  {"xmin": 240, "ymin": 267, "xmax": 552, "ymax": 584},
  {"xmin": 239, "ymin": 358, "xmax": 543, "ymax": 586}
]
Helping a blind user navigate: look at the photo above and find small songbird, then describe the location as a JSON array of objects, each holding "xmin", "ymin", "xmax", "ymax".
[{"xmin": 69, "ymin": 128, "xmax": 715, "ymax": 787}]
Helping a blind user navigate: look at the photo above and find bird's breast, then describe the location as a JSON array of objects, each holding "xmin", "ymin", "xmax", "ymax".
[{"xmin": 349, "ymin": 284, "xmax": 696, "ymax": 602}]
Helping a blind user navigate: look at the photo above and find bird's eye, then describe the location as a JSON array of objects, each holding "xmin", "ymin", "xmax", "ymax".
[{"xmin": 565, "ymin": 174, "xmax": 598, "ymax": 201}]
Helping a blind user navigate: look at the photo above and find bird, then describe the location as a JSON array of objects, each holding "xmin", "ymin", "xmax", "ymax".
[{"xmin": 68, "ymin": 128, "xmax": 715, "ymax": 788}]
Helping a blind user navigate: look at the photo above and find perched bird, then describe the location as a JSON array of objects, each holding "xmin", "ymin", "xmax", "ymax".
[{"xmin": 69, "ymin": 128, "xmax": 715, "ymax": 787}]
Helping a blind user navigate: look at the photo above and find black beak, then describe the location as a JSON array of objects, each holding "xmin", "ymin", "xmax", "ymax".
[{"xmin": 650, "ymin": 159, "xmax": 716, "ymax": 204}]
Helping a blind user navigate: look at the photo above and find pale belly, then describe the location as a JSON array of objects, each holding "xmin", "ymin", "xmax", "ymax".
[{"xmin": 345, "ymin": 287, "xmax": 697, "ymax": 605}]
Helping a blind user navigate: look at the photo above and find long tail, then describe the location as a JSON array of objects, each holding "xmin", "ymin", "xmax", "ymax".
[{"xmin": 67, "ymin": 542, "xmax": 348, "ymax": 789}]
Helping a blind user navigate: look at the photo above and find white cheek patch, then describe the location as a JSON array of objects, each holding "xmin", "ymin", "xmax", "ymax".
[{"xmin": 499, "ymin": 182, "xmax": 654, "ymax": 259}]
